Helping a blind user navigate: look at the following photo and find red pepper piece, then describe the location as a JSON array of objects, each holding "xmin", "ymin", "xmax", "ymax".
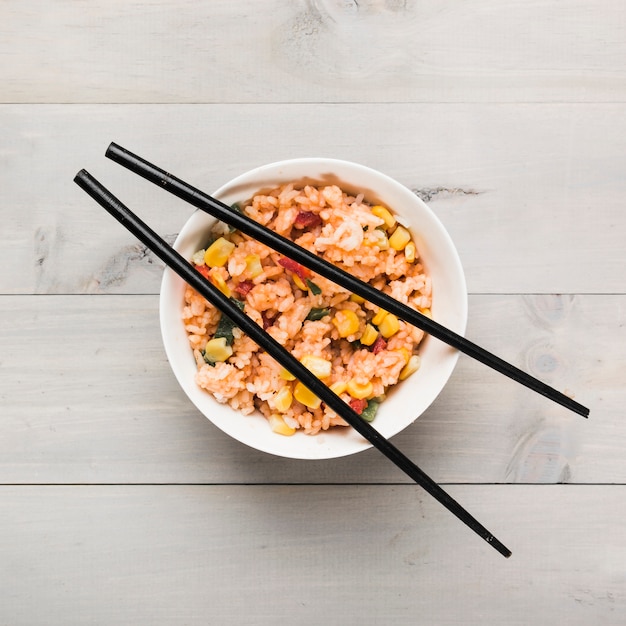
[
  {"xmin": 371, "ymin": 335, "xmax": 387, "ymax": 355},
  {"xmin": 261, "ymin": 311, "xmax": 277, "ymax": 330},
  {"xmin": 278, "ymin": 257, "xmax": 312, "ymax": 280},
  {"xmin": 194, "ymin": 264, "xmax": 211, "ymax": 279},
  {"xmin": 294, "ymin": 210, "xmax": 322, "ymax": 229},
  {"xmin": 349, "ymin": 398, "xmax": 367, "ymax": 414},
  {"xmin": 235, "ymin": 280, "xmax": 254, "ymax": 296}
]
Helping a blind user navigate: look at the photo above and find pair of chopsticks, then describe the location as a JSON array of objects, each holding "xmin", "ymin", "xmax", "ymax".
[{"xmin": 74, "ymin": 144, "xmax": 585, "ymax": 558}]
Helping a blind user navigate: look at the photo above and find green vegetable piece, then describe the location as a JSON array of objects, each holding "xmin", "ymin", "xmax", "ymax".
[
  {"xmin": 306, "ymin": 279, "xmax": 322, "ymax": 295},
  {"xmin": 360, "ymin": 400, "xmax": 379, "ymax": 422},
  {"xmin": 214, "ymin": 314, "xmax": 235, "ymax": 345},
  {"xmin": 228, "ymin": 203, "xmax": 243, "ymax": 232},
  {"xmin": 214, "ymin": 298, "xmax": 246, "ymax": 345},
  {"xmin": 305, "ymin": 307, "xmax": 330, "ymax": 322}
]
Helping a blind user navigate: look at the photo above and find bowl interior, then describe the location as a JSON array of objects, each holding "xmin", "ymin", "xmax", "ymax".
[{"xmin": 159, "ymin": 158, "xmax": 467, "ymax": 459}]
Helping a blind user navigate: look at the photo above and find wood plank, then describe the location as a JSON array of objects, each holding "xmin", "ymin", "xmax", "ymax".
[
  {"xmin": 0, "ymin": 294, "xmax": 619, "ymax": 485},
  {"xmin": 3, "ymin": 3, "xmax": 622, "ymax": 624},
  {"xmin": 2, "ymin": 1, "xmax": 625, "ymax": 104},
  {"xmin": 1, "ymin": 103, "xmax": 625, "ymax": 294},
  {"xmin": 1, "ymin": 485, "xmax": 624, "ymax": 625}
]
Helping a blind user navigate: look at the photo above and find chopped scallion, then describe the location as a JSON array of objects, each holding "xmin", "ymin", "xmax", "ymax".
[
  {"xmin": 360, "ymin": 400, "xmax": 379, "ymax": 422},
  {"xmin": 214, "ymin": 298, "xmax": 246, "ymax": 345},
  {"xmin": 306, "ymin": 279, "xmax": 322, "ymax": 295},
  {"xmin": 228, "ymin": 203, "xmax": 243, "ymax": 232},
  {"xmin": 305, "ymin": 307, "xmax": 330, "ymax": 321}
]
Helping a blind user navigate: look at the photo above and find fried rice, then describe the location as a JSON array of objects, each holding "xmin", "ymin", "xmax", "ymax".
[{"xmin": 182, "ymin": 183, "xmax": 431, "ymax": 436}]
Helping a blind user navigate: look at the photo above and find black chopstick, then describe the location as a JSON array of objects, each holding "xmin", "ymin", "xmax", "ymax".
[
  {"xmin": 74, "ymin": 168, "xmax": 512, "ymax": 558},
  {"xmin": 104, "ymin": 142, "xmax": 589, "ymax": 419}
]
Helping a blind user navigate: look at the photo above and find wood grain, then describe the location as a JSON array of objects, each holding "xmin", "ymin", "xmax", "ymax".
[
  {"xmin": 2, "ymin": 2, "xmax": 625, "ymax": 622},
  {"xmin": 1, "ymin": 103, "xmax": 625, "ymax": 295},
  {"xmin": 0, "ymin": 293, "xmax": 617, "ymax": 485},
  {"xmin": 1, "ymin": 485, "xmax": 624, "ymax": 625},
  {"xmin": 2, "ymin": 1, "xmax": 625, "ymax": 104}
]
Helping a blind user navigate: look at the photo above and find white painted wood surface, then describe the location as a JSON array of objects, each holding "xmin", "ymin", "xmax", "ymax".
[
  {"xmin": 2, "ymin": 104, "xmax": 625, "ymax": 294},
  {"xmin": 2, "ymin": 486, "xmax": 625, "ymax": 625},
  {"xmin": 1, "ymin": 1, "xmax": 625, "ymax": 624},
  {"xmin": 2, "ymin": 1, "xmax": 625, "ymax": 103},
  {"xmin": 0, "ymin": 294, "xmax": 618, "ymax": 485}
]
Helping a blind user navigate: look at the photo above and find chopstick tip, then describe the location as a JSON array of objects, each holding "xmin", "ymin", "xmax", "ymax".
[
  {"xmin": 73, "ymin": 169, "xmax": 90, "ymax": 184},
  {"xmin": 572, "ymin": 402, "xmax": 590, "ymax": 419},
  {"xmin": 105, "ymin": 141, "xmax": 120, "ymax": 158},
  {"xmin": 488, "ymin": 535, "xmax": 512, "ymax": 558}
]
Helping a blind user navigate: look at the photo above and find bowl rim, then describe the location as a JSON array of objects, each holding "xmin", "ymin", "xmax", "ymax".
[{"xmin": 159, "ymin": 157, "xmax": 468, "ymax": 459}]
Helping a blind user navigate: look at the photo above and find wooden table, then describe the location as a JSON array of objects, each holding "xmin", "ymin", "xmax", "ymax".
[{"xmin": 2, "ymin": 2, "xmax": 625, "ymax": 624}]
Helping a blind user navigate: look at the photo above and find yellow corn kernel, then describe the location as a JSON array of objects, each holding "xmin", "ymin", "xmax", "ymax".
[
  {"xmin": 300, "ymin": 355, "xmax": 332, "ymax": 379},
  {"xmin": 379, "ymin": 313, "xmax": 399, "ymax": 338},
  {"xmin": 210, "ymin": 273, "xmax": 231, "ymax": 298},
  {"xmin": 399, "ymin": 355, "xmax": 421, "ymax": 380},
  {"xmin": 349, "ymin": 294, "xmax": 366, "ymax": 304},
  {"xmin": 395, "ymin": 348, "xmax": 411, "ymax": 365},
  {"xmin": 419, "ymin": 308, "xmax": 432, "ymax": 319},
  {"xmin": 204, "ymin": 337, "xmax": 233, "ymax": 363},
  {"xmin": 279, "ymin": 367, "xmax": 296, "ymax": 381},
  {"xmin": 360, "ymin": 323, "xmax": 379, "ymax": 346},
  {"xmin": 371, "ymin": 308, "xmax": 388, "ymax": 326},
  {"xmin": 389, "ymin": 225, "xmax": 411, "ymax": 251},
  {"xmin": 293, "ymin": 382, "xmax": 321, "ymax": 410},
  {"xmin": 371, "ymin": 205, "xmax": 397, "ymax": 230},
  {"xmin": 204, "ymin": 237, "xmax": 235, "ymax": 267},
  {"xmin": 274, "ymin": 386, "xmax": 293, "ymax": 412},
  {"xmin": 365, "ymin": 228, "xmax": 389, "ymax": 250},
  {"xmin": 346, "ymin": 379, "xmax": 373, "ymax": 400},
  {"xmin": 332, "ymin": 309, "xmax": 360, "ymax": 338},
  {"xmin": 245, "ymin": 254, "xmax": 263, "ymax": 278},
  {"xmin": 292, "ymin": 274, "xmax": 307, "ymax": 291},
  {"xmin": 329, "ymin": 381, "xmax": 347, "ymax": 395},
  {"xmin": 268, "ymin": 414, "xmax": 296, "ymax": 436},
  {"xmin": 404, "ymin": 241, "xmax": 416, "ymax": 263}
]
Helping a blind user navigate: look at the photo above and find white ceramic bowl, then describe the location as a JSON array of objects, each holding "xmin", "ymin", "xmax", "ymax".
[{"xmin": 160, "ymin": 158, "xmax": 467, "ymax": 459}]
